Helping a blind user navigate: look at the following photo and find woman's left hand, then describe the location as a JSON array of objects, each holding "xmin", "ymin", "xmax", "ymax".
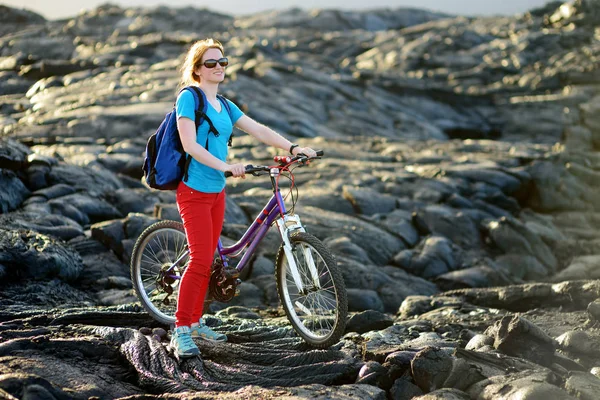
[{"xmin": 292, "ymin": 146, "xmax": 317, "ymax": 158}]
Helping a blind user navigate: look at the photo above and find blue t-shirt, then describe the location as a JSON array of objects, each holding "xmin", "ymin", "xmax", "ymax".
[{"xmin": 176, "ymin": 89, "xmax": 244, "ymax": 193}]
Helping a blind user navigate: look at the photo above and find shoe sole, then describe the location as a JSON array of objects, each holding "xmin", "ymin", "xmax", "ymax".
[
  {"xmin": 192, "ymin": 335, "xmax": 227, "ymax": 343},
  {"xmin": 191, "ymin": 330, "xmax": 227, "ymax": 343}
]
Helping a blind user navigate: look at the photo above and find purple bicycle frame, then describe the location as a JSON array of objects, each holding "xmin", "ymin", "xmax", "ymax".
[
  {"xmin": 217, "ymin": 189, "xmax": 287, "ymax": 272},
  {"xmin": 164, "ymin": 188, "xmax": 287, "ymax": 280}
]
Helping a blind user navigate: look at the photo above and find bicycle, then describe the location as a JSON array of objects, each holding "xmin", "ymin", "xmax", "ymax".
[{"xmin": 130, "ymin": 151, "xmax": 348, "ymax": 348}]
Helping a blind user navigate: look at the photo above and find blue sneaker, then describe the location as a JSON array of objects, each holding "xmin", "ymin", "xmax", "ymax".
[
  {"xmin": 191, "ymin": 318, "xmax": 227, "ymax": 342},
  {"xmin": 169, "ymin": 326, "xmax": 200, "ymax": 358}
]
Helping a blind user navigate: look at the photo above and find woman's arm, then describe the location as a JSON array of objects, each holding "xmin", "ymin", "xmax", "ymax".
[
  {"xmin": 178, "ymin": 117, "xmax": 245, "ymax": 177},
  {"xmin": 235, "ymin": 115, "xmax": 316, "ymax": 157}
]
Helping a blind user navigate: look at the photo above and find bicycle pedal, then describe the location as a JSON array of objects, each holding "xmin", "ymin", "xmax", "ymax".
[{"xmin": 234, "ymin": 279, "xmax": 242, "ymax": 296}]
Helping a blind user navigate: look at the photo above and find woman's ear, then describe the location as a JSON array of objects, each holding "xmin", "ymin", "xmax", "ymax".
[{"xmin": 192, "ymin": 71, "xmax": 201, "ymax": 83}]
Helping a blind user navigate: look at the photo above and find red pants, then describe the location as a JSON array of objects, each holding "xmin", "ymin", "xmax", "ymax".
[{"xmin": 175, "ymin": 181, "xmax": 226, "ymax": 328}]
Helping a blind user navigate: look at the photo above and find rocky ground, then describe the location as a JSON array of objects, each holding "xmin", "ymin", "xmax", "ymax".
[{"xmin": 1, "ymin": 0, "xmax": 600, "ymax": 399}]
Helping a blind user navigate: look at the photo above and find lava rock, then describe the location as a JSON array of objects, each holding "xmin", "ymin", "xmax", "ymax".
[
  {"xmin": 484, "ymin": 316, "xmax": 556, "ymax": 366},
  {"xmin": 346, "ymin": 310, "xmax": 393, "ymax": 334}
]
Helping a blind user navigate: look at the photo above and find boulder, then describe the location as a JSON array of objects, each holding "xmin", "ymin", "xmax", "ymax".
[
  {"xmin": 0, "ymin": 228, "xmax": 82, "ymax": 282},
  {"xmin": 484, "ymin": 316, "xmax": 556, "ymax": 366},
  {"xmin": 466, "ymin": 370, "xmax": 571, "ymax": 400},
  {"xmin": 0, "ymin": 170, "xmax": 30, "ymax": 213},
  {"xmin": 392, "ymin": 236, "xmax": 457, "ymax": 279},
  {"xmin": 346, "ymin": 310, "xmax": 393, "ymax": 334},
  {"xmin": 347, "ymin": 289, "xmax": 385, "ymax": 312},
  {"xmin": 413, "ymin": 205, "xmax": 481, "ymax": 250},
  {"xmin": 390, "ymin": 378, "xmax": 424, "ymax": 400}
]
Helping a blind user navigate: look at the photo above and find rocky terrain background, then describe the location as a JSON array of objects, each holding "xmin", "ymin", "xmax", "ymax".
[{"xmin": 1, "ymin": 0, "xmax": 600, "ymax": 398}]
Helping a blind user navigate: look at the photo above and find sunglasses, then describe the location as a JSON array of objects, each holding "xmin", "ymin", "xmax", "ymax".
[{"xmin": 202, "ymin": 57, "xmax": 229, "ymax": 68}]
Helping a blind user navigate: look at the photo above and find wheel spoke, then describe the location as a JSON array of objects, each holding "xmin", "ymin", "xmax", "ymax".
[
  {"xmin": 141, "ymin": 250, "xmax": 160, "ymax": 266},
  {"xmin": 278, "ymin": 234, "xmax": 346, "ymax": 346},
  {"xmin": 141, "ymin": 276, "xmax": 157, "ymax": 284},
  {"xmin": 132, "ymin": 224, "xmax": 188, "ymax": 325}
]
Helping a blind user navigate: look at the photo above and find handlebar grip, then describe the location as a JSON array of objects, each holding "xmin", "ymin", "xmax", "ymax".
[
  {"xmin": 225, "ymin": 164, "xmax": 254, "ymax": 178},
  {"xmin": 316, "ymin": 150, "xmax": 324, "ymax": 157}
]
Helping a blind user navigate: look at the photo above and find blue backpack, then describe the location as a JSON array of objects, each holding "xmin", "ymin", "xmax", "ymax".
[{"xmin": 143, "ymin": 86, "xmax": 233, "ymax": 190}]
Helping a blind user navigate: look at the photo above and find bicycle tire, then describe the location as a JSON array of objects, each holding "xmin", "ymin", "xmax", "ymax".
[
  {"xmin": 275, "ymin": 231, "xmax": 348, "ymax": 348},
  {"xmin": 130, "ymin": 220, "xmax": 188, "ymax": 325}
]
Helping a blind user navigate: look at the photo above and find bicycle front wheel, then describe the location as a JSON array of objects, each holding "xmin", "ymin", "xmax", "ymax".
[
  {"xmin": 130, "ymin": 220, "xmax": 188, "ymax": 325},
  {"xmin": 276, "ymin": 232, "xmax": 348, "ymax": 348}
]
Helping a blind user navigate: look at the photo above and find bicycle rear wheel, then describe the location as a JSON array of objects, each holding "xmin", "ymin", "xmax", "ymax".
[
  {"xmin": 130, "ymin": 220, "xmax": 188, "ymax": 325},
  {"xmin": 276, "ymin": 232, "xmax": 347, "ymax": 348}
]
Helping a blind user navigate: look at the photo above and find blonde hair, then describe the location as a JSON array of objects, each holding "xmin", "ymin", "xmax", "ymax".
[{"xmin": 179, "ymin": 39, "xmax": 224, "ymax": 88}]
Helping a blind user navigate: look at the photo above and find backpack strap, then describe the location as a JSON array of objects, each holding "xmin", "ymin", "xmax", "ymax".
[
  {"xmin": 181, "ymin": 88, "xmax": 234, "ymax": 182},
  {"xmin": 187, "ymin": 86, "xmax": 221, "ymax": 140},
  {"xmin": 186, "ymin": 86, "xmax": 207, "ymax": 134},
  {"xmin": 217, "ymin": 94, "xmax": 235, "ymax": 147},
  {"xmin": 182, "ymin": 86, "xmax": 209, "ymax": 182}
]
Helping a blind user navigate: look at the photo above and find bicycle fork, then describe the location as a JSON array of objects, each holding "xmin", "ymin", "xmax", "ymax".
[{"xmin": 275, "ymin": 215, "xmax": 321, "ymax": 295}]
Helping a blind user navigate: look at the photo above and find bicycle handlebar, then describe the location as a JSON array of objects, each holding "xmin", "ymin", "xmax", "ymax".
[{"xmin": 224, "ymin": 150, "xmax": 324, "ymax": 178}]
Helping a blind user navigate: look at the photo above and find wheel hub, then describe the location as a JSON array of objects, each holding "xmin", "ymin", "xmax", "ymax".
[{"xmin": 156, "ymin": 263, "xmax": 181, "ymax": 301}]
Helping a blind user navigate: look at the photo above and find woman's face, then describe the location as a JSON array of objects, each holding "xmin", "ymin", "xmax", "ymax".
[{"xmin": 194, "ymin": 48, "xmax": 226, "ymax": 84}]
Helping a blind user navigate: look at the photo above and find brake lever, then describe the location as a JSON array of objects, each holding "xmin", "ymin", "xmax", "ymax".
[
  {"xmin": 291, "ymin": 150, "xmax": 324, "ymax": 166},
  {"xmin": 296, "ymin": 153, "xmax": 310, "ymax": 165}
]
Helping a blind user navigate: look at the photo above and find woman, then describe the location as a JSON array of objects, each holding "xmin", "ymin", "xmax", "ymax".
[{"xmin": 171, "ymin": 38, "xmax": 316, "ymax": 358}]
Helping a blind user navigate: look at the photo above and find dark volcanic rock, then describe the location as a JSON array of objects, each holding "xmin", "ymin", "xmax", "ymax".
[
  {"xmin": 302, "ymin": 207, "xmax": 406, "ymax": 265},
  {"xmin": 393, "ymin": 235, "xmax": 458, "ymax": 279},
  {"xmin": 435, "ymin": 263, "xmax": 516, "ymax": 290},
  {"xmin": 564, "ymin": 371, "xmax": 600, "ymax": 400},
  {"xmin": 415, "ymin": 388, "xmax": 470, "ymax": 399},
  {"xmin": 0, "ymin": 229, "xmax": 82, "ymax": 281},
  {"xmin": 439, "ymin": 281, "xmax": 600, "ymax": 312},
  {"xmin": 49, "ymin": 193, "xmax": 123, "ymax": 224},
  {"xmin": 343, "ymin": 186, "xmax": 398, "ymax": 215},
  {"xmin": 411, "ymin": 347, "xmax": 454, "ymax": 392},
  {"xmin": 346, "ymin": 310, "xmax": 394, "ymax": 334},
  {"xmin": 588, "ymin": 299, "xmax": 600, "ymax": 322},
  {"xmin": 556, "ymin": 330, "xmax": 600, "ymax": 358},
  {"xmin": 0, "ymin": 138, "xmax": 30, "ymax": 170},
  {"xmin": 0, "ymin": 170, "xmax": 30, "ymax": 213},
  {"xmin": 413, "ymin": 206, "xmax": 482, "ymax": 250},
  {"xmin": 1, "ymin": 1, "xmax": 600, "ymax": 399},
  {"xmin": 484, "ymin": 316, "xmax": 556, "ymax": 366},
  {"xmin": 465, "ymin": 370, "xmax": 572, "ymax": 399},
  {"xmin": 0, "ymin": 5, "xmax": 45, "ymax": 25},
  {"xmin": 236, "ymin": 7, "xmax": 449, "ymax": 32},
  {"xmin": 91, "ymin": 219, "xmax": 126, "ymax": 258},
  {"xmin": 390, "ymin": 378, "xmax": 424, "ymax": 400},
  {"xmin": 32, "ymin": 183, "xmax": 76, "ymax": 200},
  {"xmin": 0, "ymin": 210, "xmax": 84, "ymax": 241},
  {"xmin": 356, "ymin": 361, "xmax": 392, "ymax": 389},
  {"xmin": 47, "ymin": 164, "xmax": 124, "ymax": 195}
]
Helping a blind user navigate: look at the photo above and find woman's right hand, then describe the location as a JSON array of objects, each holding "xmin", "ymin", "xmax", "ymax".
[{"xmin": 225, "ymin": 163, "xmax": 246, "ymax": 178}]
